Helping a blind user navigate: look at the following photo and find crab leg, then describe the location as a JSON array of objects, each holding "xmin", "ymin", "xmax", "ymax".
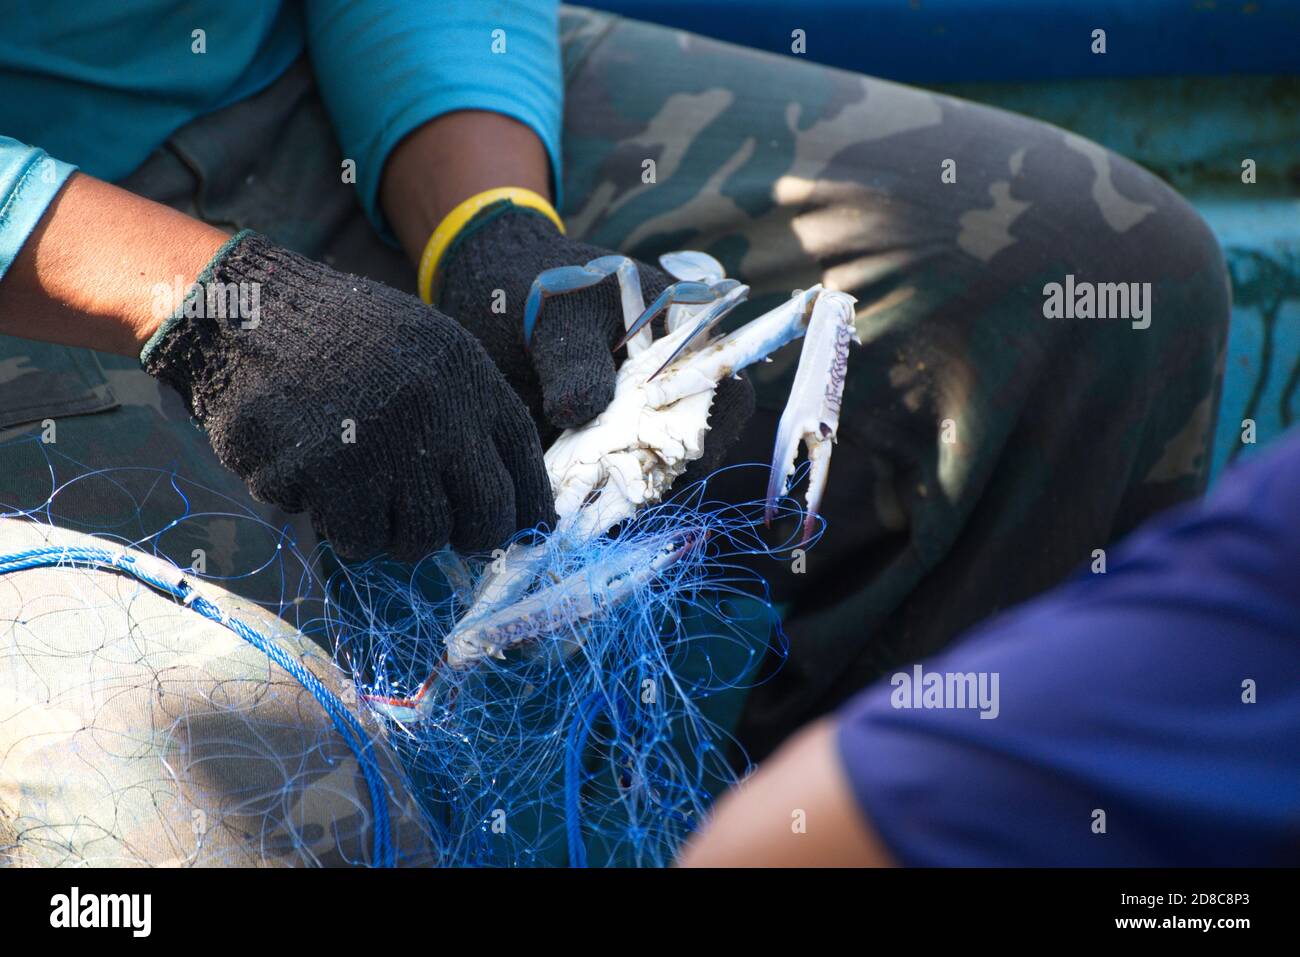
[
  {"xmin": 365, "ymin": 528, "xmax": 706, "ymax": 719},
  {"xmin": 644, "ymin": 286, "xmax": 825, "ymax": 408},
  {"xmin": 609, "ymin": 257, "xmax": 651, "ymax": 356},
  {"xmin": 612, "ymin": 281, "xmax": 724, "ymax": 351},
  {"xmin": 658, "ymin": 251, "xmax": 732, "ymax": 335},
  {"xmin": 647, "ymin": 280, "xmax": 749, "ymax": 380},
  {"xmin": 445, "ymin": 527, "xmax": 703, "ymax": 668},
  {"xmin": 524, "ymin": 255, "xmax": 652, "ymax": 353},
  {"xmin": 763, "ymin": 290, "xmax": 859, "ymax": 543}
]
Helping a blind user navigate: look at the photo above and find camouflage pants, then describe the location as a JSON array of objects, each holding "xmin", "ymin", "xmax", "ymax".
[{"xmin": 0, "ymin": 0, "xmax": 1228, "ymax": 860}]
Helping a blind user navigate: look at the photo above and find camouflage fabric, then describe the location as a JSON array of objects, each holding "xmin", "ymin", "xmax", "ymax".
[
  {"xmin": 548, "ymin": 11, "xmax": 1230, "ymax": 755},
  {"xmin": 0, "ymin": 2, "xmax": 1229, "ymax": 859},
  {"xmin": 0, "ymin": 519, "xmax": 433, "ymax": 867}
]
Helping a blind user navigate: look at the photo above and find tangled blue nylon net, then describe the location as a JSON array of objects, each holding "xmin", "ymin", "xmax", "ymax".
[{"xmin": 0, "ymin": 438, "xmax": 818, "ymax": 867}]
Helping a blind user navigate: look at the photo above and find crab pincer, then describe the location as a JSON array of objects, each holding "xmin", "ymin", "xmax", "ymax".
[
  {"xmin": 523, "ymin": 255, "xmax": 648, "ymax": 347},
  {"xmin": 764, "ymin": 290, "xmax": 859, "ymax": 544}
]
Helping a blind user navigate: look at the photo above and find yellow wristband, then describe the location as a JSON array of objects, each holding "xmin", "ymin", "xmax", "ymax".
[{"xmin": 417, "ymin": 186, "xmax": 565, "ymax": 304}]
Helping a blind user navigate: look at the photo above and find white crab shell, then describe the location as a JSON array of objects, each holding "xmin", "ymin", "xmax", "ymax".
[{"xmin": 544, "ymin": 318, "xmax": 720, "ymax": 538}]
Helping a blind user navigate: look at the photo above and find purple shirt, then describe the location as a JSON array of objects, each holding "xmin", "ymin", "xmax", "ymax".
[{"xmin": 837, "ymin": 429, "xmax": 1300, "ymax": 865}]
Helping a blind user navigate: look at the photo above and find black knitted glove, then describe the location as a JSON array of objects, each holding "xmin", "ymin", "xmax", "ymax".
[
  {"xmin": 142, "ymin": 231, "xmax": 555, "ymax": 561},
  {"xmin": 438, "ymin": 205, "xmax": 755, "ymax": 454}
]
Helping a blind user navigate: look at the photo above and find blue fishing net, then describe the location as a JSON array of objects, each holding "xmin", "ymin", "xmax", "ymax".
[{"xmin": 0, "ymin": 437, "xmax": 815, "ymax": 867}]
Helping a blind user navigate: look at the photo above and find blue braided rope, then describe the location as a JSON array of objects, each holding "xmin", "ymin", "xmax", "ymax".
[
  {"xmin": 564, "ymin": 690, "xmax": 611, "ymax": 868},
  {"xmin": 0, "ymin": 545, "xmax": 396, "ymax": 868}
]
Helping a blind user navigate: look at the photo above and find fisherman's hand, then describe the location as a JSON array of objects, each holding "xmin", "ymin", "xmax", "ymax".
[
  {"xmin": 141, "ymin": 231, "xmax": 555, "ymax": 560},
  {"xmin": 437, "ymin": 205, "xmax": 755, "ymax": 461}
]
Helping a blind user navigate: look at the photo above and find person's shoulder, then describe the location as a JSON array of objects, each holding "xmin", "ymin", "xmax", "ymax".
[
  {"xmin": 1206, "ymin": 427, "xmax": 1300, "ymax": 520},
  {"xmin": 1144, "ymin": 427, "xmax": 1300, "ymax": 598}
]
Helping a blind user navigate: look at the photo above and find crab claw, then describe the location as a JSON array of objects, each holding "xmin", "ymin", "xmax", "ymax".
[
  {"xmin": 659, "ymin": 250, "xmax": 726, "ymax": 285},
  {"xmin": 524, "ymin": 255, "xmax": 644, "ymax": 347},
  {"xmin": 764, "ymin": 290, "xmax": 859, "ymax": 544}
]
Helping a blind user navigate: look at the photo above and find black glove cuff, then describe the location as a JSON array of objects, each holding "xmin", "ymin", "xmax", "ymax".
[
  {"xmin": 436, "ymin": 204, "xmax": 563, "ymax": 307},
  {"xmin": 140, "ymin": 229, "xmax": 271, "ymax": 417}
]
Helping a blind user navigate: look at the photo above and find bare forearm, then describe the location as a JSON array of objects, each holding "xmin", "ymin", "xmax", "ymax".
[
  {"xmin": 677, "ymin": 720, "xmax": 896, "ymax": 867},
  {"xmin": 0, "ymin": 173, "xmax": 228, "ymax": 356},
  {"xmin": 379, "ymin": 110, "xmax": 553, "ymax": 265}
]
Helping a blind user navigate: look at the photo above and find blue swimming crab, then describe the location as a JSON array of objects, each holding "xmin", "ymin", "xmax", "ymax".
[{"xmin": 367, "ymin": 252, "xmax": 857, "ymax": 719}]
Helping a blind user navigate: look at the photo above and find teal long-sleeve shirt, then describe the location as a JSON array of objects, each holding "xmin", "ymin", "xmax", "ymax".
[{"xmin": 0, "ymin": 0, "xmax": 562, "ymax": 283}]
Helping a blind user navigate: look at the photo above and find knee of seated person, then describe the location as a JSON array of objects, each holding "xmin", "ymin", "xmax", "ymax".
[
  {"xmin": 1109, "ymin": 167, "xmax": 1227, "ymax": 340},
  {"xmin": 1023, "ymin": 133, "xmax": 1230, "ymax": 343}
]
